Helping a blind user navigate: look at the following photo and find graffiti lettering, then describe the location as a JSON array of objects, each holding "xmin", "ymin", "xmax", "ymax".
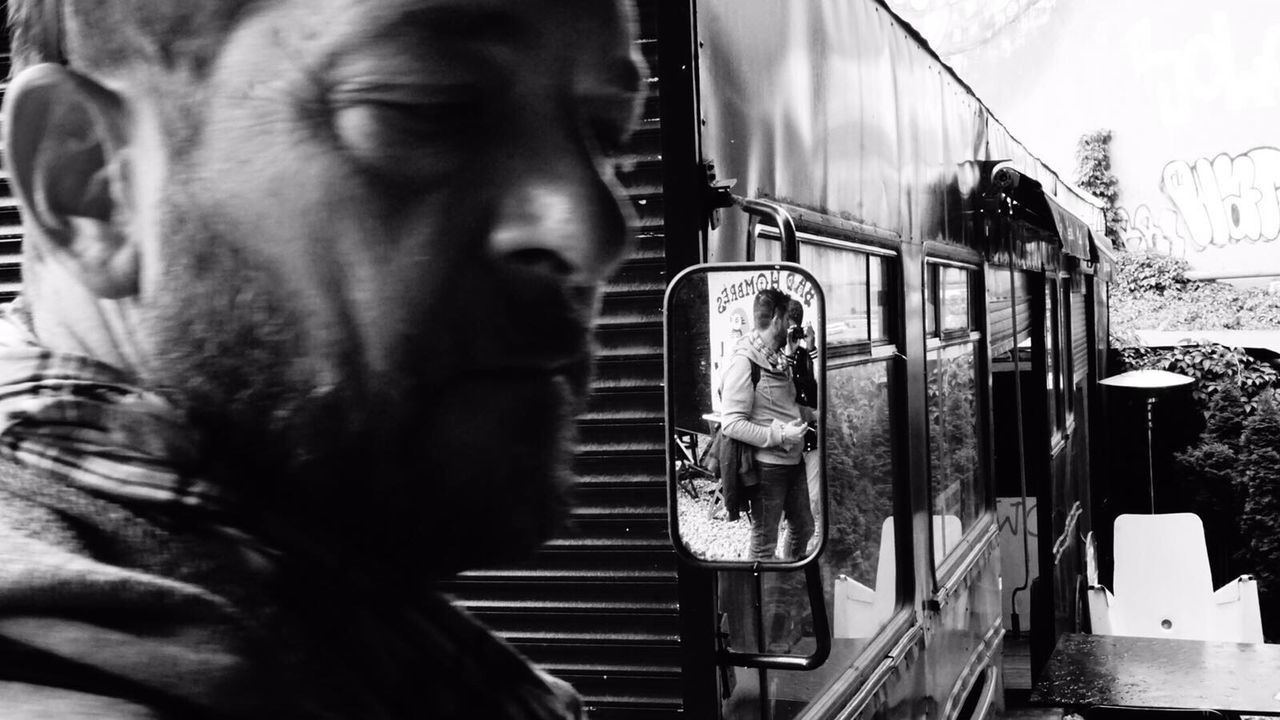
[
  {"xmin": 714, "ymin": 270, "xmax": 819, "ymax": 313},
  {"xmin": 1160, "ymin": 146, "xmax": 1280, "ymax": 251},
  {"xmin": 714, "ymin": 271, "xmax": 777, "ymax": 314},
  {"xmin": 997, "ymin": 497, "xmax": 1039, "ymax": 539},
  {"xmin": 783, "ymin": 272, "xmax": 817, "ymax": 307},
  {"xmin": 1117, "ymin": 204, "xmax": 1188, "ymax": 257}
]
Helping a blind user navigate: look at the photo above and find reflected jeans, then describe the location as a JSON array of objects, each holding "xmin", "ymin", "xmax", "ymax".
[{"xmin": 748, "ymin": 461, "xmax": 814, "ymax": 561}]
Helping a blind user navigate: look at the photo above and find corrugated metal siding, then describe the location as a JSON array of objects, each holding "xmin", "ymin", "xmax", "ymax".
[
  {"xmin": 989, "ymin": 294, "xmax": 1031, "ymax": 356},
  {"xmin": 989, "ymin": 270, "xmax": 1030, "ymax": 358},
  {"xmin": 1071, "ymin": 287, "xmax": 1087, "ymax": 381},
  {"xmin": 446, "ymin": 5, "xmax": 686, "ymax": 718},
  {"xmin": 0, "ymin": 49, "xmax": 22, "ymax": 301}
]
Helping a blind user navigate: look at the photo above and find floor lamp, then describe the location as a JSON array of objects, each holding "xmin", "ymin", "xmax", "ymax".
[{"xmin": 1099, "ymin": 368, "xmax": 1194, "ymax": 514}]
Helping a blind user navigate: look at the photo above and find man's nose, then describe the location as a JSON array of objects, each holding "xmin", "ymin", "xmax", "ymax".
[{"xmin": 486, "ymin": 143, "xmax": 630, "ymax": 285}]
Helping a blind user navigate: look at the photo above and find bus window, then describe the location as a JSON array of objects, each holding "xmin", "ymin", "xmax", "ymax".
[
  {"xmin": 925, "ymin": 261, "xmax": 984, "ymax": 570},
  {"xmin": 722, "ymin": 237, "xmax": 901, "ymax": 719},
  {"xmin": 1046, "ymin": 278, "xmax": 1066, "ymax": 438},
  {"xmin": 1047, "ymin": 273, "xmax": 1080, "ymax": 438},
  {"xmin": 756, "ymin": 232, "xmax": 895, "ymax": 351},
  {"xmin": 988, "ymin": 269, "xmax": 1031, "ymax": 363},
  {"xmin": 940, "ymin": 266, "xmax": 971, "ymax": 335},
  {"xmin": 925, "ymin": 263, "xmax": 939, "ymax": 337},
  {"xmin": 1061, "ymin": 277, "xmax": 1076, "ymax": 426}
]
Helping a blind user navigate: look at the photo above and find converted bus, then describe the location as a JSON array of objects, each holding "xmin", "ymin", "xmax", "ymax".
[
  {"xmin": 444, "ymin": 1, "xmax": 1116, "ymax": 718},
  {"xmin": 0, "ymin": 1, "xmax": 1114, "ymax": 718},
  {"xmin": 441, "ymin": 1, "xmax": 1117, "ymax": 718}
]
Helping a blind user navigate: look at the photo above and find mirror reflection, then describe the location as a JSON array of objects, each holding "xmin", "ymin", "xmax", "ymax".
[{"xmin": 668, "ymin": 265, "xmax": 825, "ymax": 566}]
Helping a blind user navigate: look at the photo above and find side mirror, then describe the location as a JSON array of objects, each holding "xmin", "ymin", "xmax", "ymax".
[{"xmin": 664, "ymin": 262, "xmax": 827, "ymax": 570}]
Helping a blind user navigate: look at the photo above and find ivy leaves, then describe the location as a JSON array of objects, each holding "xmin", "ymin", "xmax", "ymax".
[
  {"xmin": 1074, "ymin": 129, "xmax": 1124, "ymax": 246},
  {"xmin": 1117, "ymin": 343, "xmax": 1278, "ymax": 411}
]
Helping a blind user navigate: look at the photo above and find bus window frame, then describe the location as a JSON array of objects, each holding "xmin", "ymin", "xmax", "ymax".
[
  {"xmin": 1045, "ymin": 271, "xmax": 1076, "ymax": 445},
  {"xmin": 744, "ymin": 226, "xmax": 918, "ymax": 715},
  {"xmin": 755, "ymin": 226, "xmax": 901, "ymax": 356},
  {"xmin": 1060, "ymin": 273, "xmax": 1076, "ymax": 432},
  {"xmin": 922, "ymin": 257, "xmax": 996, "ymax": 598},
  {"xmin": 923, "ymin": 257, "xmax": 978, "ymax": 343}
]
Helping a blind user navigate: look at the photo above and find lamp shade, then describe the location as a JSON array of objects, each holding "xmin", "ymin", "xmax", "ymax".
[{"xmin": 1099, "ymin": 369, "xmax": 1195, "ymax": 391}]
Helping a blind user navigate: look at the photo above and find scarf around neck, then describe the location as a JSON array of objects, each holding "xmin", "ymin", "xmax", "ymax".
[
  {"xmin": 746, "ymin": 331, "xmax": 792, "ymax": 374},
  {"xmin": 0, "ymin": 299, "xmax": 225, "ymax": 509}
]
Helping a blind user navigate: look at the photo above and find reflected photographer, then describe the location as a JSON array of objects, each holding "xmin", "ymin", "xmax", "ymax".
[
  {"xmin": 720, "ymin": 288, "xmax": 815, "ymax": 561},
  {"xmin": 787, "ymin": 298, "xmax": 818, "ymax": 452}
]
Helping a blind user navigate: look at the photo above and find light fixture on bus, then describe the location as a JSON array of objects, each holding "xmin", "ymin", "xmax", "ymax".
[{"xmin": 991, "ymin": 160, "xmax": 1024, "ymax": 192}]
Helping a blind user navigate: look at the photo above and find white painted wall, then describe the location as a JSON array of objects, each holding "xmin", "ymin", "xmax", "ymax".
[{"xmin": 891, "ymin": 0, "xmax": 1280, "ymax": 277}]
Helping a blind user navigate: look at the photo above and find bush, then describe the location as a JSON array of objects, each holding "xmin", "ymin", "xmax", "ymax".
[
  {"xmin": 1116, "ymin": 344, "xmax": 1279, "ymax": 409},
  {"xmin": 1116, "ymin": 347, "xmax": 1280, "ymax": 638},
  {"xmin": 1113, "ymin": 252, "xmax": 1189, "ymax": 295},
  {"xmin": 1074, "ymin": 129, "xmax": 1124, "ymax": 247},
  {"xmin": 1235, "ymin": 392, "xmax": 1280, "ymax": 639},
  {"xmin": 1171, "ymin": 385, "xmax": 1248, "ymax": 585},
  {"xmin": 1109, "ymin": 253, "xmax": 1280, "ymax": 342}
]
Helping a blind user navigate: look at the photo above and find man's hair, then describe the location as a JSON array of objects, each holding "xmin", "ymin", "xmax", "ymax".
[
  {"xmin": 8, "ymin": 0, "xmax": 252, "ymax": 77},
  {"xmin": 753, "ymin": 288, "xmax": 790, "ymax": 331},
  {"xmin": 786, "ymin": 298, "xmax": 804, "ymax": 327}
]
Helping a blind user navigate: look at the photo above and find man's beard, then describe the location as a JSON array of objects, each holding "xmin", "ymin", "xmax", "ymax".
[{"xmin": 142, "ymin": 188, "xmax": 581, "ymax": 579}]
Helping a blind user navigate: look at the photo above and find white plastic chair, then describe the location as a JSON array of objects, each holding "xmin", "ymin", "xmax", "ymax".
[
  {"xmin": 834, "ymin": 515, "xmax": 962, "ymax": 638},
  {"xmin": 1086, "ymin": 513, "xmax": 1263, "ymax": 643}
]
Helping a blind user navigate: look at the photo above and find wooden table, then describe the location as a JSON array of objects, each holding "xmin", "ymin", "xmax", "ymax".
[{"xmin": 1031, "ymin": 633, "xmax": 1280, "ymax": 716}]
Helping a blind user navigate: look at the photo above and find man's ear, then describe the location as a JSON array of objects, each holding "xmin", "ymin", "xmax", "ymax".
[{"xmin": 4, "ymin": 63, "xmax": 138, "ymax": 298}]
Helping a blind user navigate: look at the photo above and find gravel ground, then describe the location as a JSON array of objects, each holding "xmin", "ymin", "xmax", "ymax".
[
  {"xmin": 676, "ymin": 477, "xmax": 820, "ymax": 562},
  {"xmin": 676, "ymin": 478, "xmax": 752, "ymax": 561}
]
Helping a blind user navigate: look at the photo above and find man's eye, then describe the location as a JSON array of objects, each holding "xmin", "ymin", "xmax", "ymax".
[
  {"xmin": 329, "ymin": 88, "xmax": 480, "ymax": 179},
  {"xmin": 580, "ymin": 113, "xmax": 619, "ymax": 152},
  {"xmin": 581, "ymin": 93, "xmax": 641, "ymax": 165}
]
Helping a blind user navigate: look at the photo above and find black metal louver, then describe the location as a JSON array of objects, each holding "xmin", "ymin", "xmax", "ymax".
[
  {"xmin": 445, "ymin": 4, "xmax": 687, "ymax": 718},
  {"xmin": 0, "ymin": 48, "xmax": 22, "ymax": 301},
  {"xmin": 1071, "ymin": 287, "xmax": 1088, "ymax": 381}
]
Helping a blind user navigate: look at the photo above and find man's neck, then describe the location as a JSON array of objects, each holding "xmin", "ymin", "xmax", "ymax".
[
  {"xmin": 753, "ymin": 329, "xmax": 779, "ymax": 351},
  {"xmin": 25, "ymin": 264, "xmax": 151, "ymax": 379}
]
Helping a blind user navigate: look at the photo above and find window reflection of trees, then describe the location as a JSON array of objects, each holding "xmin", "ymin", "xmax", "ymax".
[
  {"xmin": 825, "ymin": 361, "xmax": 895, "ymax": 590},
  {"xmin": 720, "ymin": 240, "xmax": 903, "ymax": 718},
  {"xmin": 755, "ymin": 360, "xmax": 898, "ymax": 720},
  {"xmin": 927, "ymin": 343, "xmax": 981, "ymax": 566},
  {"xmin": 941, "ymin": 266, "xmax": 971, "ymax": 333}
]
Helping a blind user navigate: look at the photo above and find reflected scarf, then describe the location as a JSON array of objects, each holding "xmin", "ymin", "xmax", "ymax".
[{"xmin": 747, "ymin": 331, "xmax": 792, "ymax": 374}]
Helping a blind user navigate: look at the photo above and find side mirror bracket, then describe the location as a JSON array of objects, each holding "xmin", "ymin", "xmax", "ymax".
[
  {"xmin": 664, "ymin": 261, "xmax": 830, "ymax": 668},
  {"xmin": 714, "ymin": 564, "xmax": 833, "ymax": 670}
]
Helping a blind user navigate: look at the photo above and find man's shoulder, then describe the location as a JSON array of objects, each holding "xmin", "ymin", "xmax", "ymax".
[
  {"xmin": 722, "ymin": 350, "xmax": 759, "ymax": 386},
  {"xmin": 422, "ymin": 596, "xmax": 584, "ymax": 719},
  {"xmin": 0, "ymin": 459, "xmax": 262, "ymax": 718},
  {"xmin": 733, "ymin": 345, "xmax": 771, "ymax": 380},
  {"xmin": 0, "ymin": 461, "xmax": 90, "ymax": 552},
  {"xmin": 0, "ymin": 681, "xmax": 162, "ymax": 720},
  {"xmin": 728, "ymin": 338, "xmax": 765, "ymax": 369}
]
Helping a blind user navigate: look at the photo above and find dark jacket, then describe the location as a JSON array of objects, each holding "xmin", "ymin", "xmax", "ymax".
[
  {"xmin": 711, "ymin": 354, "xmax": 762, "ymax": 521},
  {"xmin": 0, "ymin": 457, "xmax": 580, "ymax": 719}
]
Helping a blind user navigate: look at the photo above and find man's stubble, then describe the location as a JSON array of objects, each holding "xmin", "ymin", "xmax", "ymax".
[{"xmin": 143, "ymin": 176, "xmax": 580, "ymax": 578}]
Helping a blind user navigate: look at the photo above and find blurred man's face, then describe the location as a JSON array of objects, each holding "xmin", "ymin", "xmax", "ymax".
[{"xmin": 133, "ymin": 0, "xmax": 641, "ymax": 571}]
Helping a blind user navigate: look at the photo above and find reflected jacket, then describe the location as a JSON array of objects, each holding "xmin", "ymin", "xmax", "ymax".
[
  {"xmin": 710, "ymin": 363, "xmax": 757, "ymax": 522},
  {"xmin": 719, "ymin": 337, "xmax": 804, "ymax": 467}
]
